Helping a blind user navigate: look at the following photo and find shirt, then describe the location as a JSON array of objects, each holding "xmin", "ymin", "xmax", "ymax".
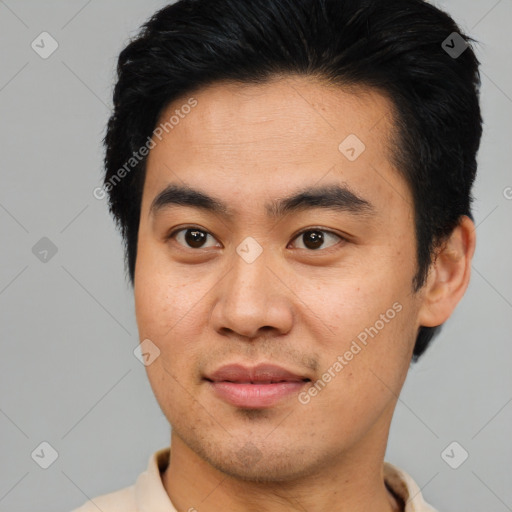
[{"xmin": 71, "ymin": 446, "xmax": 438, "ymax": 512}]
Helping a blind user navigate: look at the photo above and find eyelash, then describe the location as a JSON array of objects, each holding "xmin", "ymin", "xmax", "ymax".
[{"xmin": 166, "ymin": 226, "xmax": 346, "ymax": 252}]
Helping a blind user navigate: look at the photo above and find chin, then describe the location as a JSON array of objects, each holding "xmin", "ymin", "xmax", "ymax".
[
  {"xmin": 209, "ymin": 453, "xmax": 315, "ymax": 483},
  {"xmin": 179, "ymin": 428, "xmax": 323, "ymax": 483}
]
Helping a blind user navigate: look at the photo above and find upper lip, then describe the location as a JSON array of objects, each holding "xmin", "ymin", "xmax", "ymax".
[{"xmin": 205, "ymin": 363, "xmax": 311, "ymax": 383}]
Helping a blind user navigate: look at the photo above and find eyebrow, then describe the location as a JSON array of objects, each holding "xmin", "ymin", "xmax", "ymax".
[{"xmin": 149, "ymin": 183, "xmax": 375, "ymax": 220}]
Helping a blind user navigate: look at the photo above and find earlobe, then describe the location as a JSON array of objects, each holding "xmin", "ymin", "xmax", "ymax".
[{"xmin": 417, "ymin": 215, "xmax": 476, "ymax": 328}]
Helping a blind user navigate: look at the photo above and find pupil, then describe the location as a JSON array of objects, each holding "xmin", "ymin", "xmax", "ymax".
[
  {"xmin": 304, "ymin": 230, "xmax": 323, "ymax": 249},
  {"xmin": 185, "ymin": 229, "xmax": 206, "ymax": 248}
]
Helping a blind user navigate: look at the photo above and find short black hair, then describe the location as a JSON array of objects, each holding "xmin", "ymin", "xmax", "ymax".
[{"xmin": 102, "ymin": 0, "xmax": 482, "ymax": 360}]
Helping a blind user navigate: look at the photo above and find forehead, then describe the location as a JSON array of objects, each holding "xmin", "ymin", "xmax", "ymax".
[
  {"xmin": 143, "ymin": 75, "xmax": 411, "ymax": 220},
  {"xmin": 160, "ymin": 76, "xmax": 395, "ymax": 154}
]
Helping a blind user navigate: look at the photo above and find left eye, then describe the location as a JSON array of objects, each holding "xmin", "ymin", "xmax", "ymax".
[{"xmin": 289, "ymin": 229, "xmax": 343, "ymax": 251}]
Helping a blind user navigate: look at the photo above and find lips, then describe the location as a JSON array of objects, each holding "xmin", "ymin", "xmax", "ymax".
[
  {"xmin": 204, "ymin": 363, "xmax": 311, "ymax": 408},
  {"xmin": 205, "ymin": 363, "xmax": 310, "ymax": 384}
]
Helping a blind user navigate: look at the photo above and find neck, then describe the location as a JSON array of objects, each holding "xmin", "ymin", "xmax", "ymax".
[{"xmin": 162, "ymin": 429, "xmax": 401, "ymax": 512}]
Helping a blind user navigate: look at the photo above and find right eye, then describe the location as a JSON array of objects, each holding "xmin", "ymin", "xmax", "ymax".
[{"xmin": 167, "ymin": 227, "xmax": 222, "ymax": 250}]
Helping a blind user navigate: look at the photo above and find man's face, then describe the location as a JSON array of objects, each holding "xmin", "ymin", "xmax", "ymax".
[{"xmin": 134, "ymin": 76, "xmax": 425, "ymax": 481}]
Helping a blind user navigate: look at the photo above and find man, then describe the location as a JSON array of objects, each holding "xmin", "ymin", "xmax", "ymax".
[{"xmin": 76, "ymin": 0, "xmax": 482, "ymax": 510}]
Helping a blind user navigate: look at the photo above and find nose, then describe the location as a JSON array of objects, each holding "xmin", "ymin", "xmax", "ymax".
[{"xmin": 209, "ymin": 241, "xmax": 294, "ymax": 340}]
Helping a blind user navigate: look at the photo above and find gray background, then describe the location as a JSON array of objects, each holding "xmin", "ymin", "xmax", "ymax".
[{"xmin": 0, "ymin": 1, "xmax": 511, "ymax": 511}]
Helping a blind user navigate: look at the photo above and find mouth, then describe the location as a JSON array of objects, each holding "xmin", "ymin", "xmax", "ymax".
[{"xmin": 204, "ymin": 363, "xmax": 311, "ymax": 408}]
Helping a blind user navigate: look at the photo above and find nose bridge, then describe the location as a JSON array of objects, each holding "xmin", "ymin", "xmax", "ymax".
[
  {"xmin": 210, "ymin": 236, "xmax": 292, "ymax": 337},
  {"xmin": 227, "ymin": 236, "xmax": 272, "ymax": 309}
]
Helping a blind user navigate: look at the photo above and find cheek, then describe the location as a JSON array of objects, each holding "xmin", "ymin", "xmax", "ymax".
[
  {"xmin": 306, "ymin": 261, "xmax": 419, "ymax": 402},
  {"xmin": 134, "ymin": 276, "xmax": 205, "ymax": 368},
  {"xmin": 133, "ymin": 243, "xmax": 216, "ymax": 380},
  {"xmin": 134, "ymin": 275, "xmax": 175, "ymax": 341},
  {"xmin": 134, "ymin": 238, "xmax": 202, "ymax": 337},
  {"xmin": 307, "ymin": 262, "xmax": 412, "ymax": 344},
  {"xmin": 307, "ymin": 301, "xmax": 417, "ymax": 437},
  {"xmin": 134, "ymin": 258, "xmax": 205, "ymax": 422}
]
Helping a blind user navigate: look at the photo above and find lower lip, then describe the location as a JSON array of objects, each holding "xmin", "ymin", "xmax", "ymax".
[{"xmin": 208, "ymin": 381, "xmax": 308, "ymax": 408}]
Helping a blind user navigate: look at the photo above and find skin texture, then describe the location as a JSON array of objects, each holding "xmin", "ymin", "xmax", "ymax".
[{"xmin": 133, "ymin": 75, "xmax": 475, "ymax": 512}]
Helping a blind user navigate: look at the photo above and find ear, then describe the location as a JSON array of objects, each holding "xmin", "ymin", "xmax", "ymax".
[{"xmin": 417, "ymin": 215, "xmax": 476, "ymax": 328}]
